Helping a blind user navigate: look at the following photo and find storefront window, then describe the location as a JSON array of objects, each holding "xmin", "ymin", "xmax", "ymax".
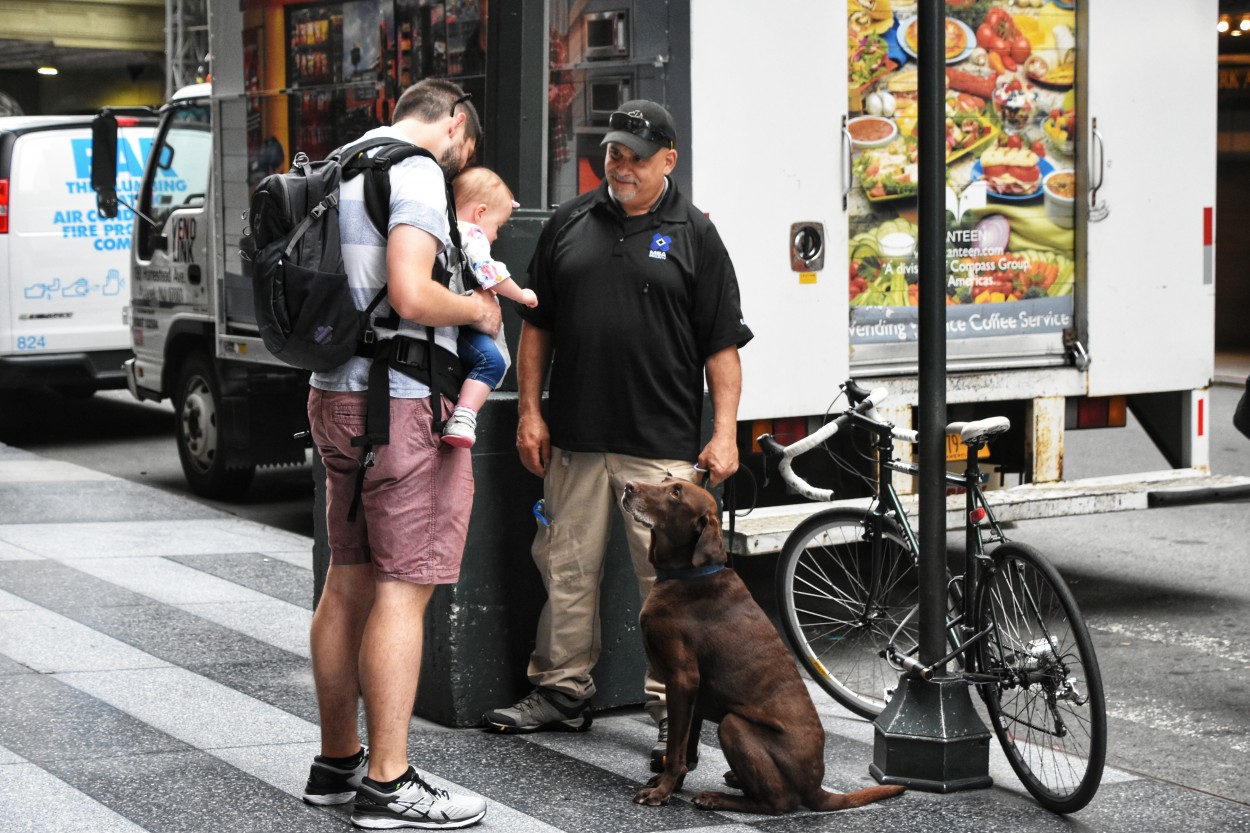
[{"xmin": 240, "ymin": 0, "xmax": 487, "ymax": 183}]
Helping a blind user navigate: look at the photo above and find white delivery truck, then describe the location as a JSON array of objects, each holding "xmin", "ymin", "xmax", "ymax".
[
  {"xmin": 1, "ymin": 115, "xmax": 155, "ymax": 397},
  {"xmin": 90, "ymin": 0, "xmax": 1249, "ymax": 727},
  {"xmin": 94, "ymin": 0, "xmax": 1240, "ymax": 520}
]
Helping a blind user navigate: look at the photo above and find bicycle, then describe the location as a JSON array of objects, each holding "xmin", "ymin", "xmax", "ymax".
[{"xmin": 758, "ymin": 380, "xmax": 1107, "ymax": 814}]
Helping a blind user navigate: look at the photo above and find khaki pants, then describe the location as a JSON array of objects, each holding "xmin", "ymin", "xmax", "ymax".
[{"xmin": 527, "ymin": 448, "xmax": 698, "ymax": 722}]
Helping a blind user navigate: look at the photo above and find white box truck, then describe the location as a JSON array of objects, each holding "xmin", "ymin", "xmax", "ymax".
[
  {"xmin": 1, "ymin": 115, "xmax": 155, "ymax": 397},
  {"xmin": 93, "ymin": 0, "xmax": 1245, "ymax": 524}
]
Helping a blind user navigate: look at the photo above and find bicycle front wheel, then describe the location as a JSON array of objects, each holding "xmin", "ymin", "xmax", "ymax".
[
  {"xmin": 775, "ymin": 508, "xmax": 918, "ymax": 719},
  {"xmin": 975, "ymin": 542, "xmax": 1107, "ymax": 814}
]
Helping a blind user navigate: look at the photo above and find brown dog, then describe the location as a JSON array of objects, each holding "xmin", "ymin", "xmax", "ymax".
[{"xmin": 621, "ymin": 477, "xmax": 905, "ymax": 814}]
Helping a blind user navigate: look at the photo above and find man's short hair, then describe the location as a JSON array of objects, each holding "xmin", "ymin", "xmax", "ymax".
[{"xmin": 393, "ymin": 79, "xmax": 482, "ymax": 144}]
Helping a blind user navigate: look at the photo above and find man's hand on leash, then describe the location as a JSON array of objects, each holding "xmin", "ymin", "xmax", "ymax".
[{"xmin": 697, "ymin": 434, "xmax": 738, "ymax": 487}]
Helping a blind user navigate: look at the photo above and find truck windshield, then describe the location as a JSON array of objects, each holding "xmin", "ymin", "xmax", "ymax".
[{"xmin": 138, "ymin": 103, "xmax": 211, "ymax": 260}]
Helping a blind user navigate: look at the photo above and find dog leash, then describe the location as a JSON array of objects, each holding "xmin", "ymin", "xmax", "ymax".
[{"xmin": 694, "ymin": 465, "xmax": 738, "ymax": 568}]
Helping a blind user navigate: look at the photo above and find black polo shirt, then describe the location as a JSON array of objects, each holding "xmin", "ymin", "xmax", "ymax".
[{"xmin": 519, "ymin": 179, "xmax": 753, "ymax": 460}]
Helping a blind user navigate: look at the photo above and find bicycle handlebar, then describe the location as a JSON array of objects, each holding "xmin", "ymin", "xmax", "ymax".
[
  {"xmin": 757, "ymin": 380, "xmax": 1013, "ymax": 502},
  {"xmin": 756, "ymin": 382, "xmax": 891, "ymax": 502}
]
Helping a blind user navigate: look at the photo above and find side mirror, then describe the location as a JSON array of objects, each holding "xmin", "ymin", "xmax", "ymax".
[{"xmin": 91, "ymin": 112, "xmax": 119, "ymax": 219}]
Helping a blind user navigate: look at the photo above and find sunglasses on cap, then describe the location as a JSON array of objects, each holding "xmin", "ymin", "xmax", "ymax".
[{"xmin": 608, "ymin": 110, "xmax": 675, "ymax": 149}]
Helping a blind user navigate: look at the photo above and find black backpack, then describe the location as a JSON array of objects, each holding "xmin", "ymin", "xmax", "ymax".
[
  {"xmin": 244, "ymin": 137, "xmax": 432, "ymax": 372},
  {"xmin": 243, "ymin": 137, "xmax": 469, "ymax": 520}
]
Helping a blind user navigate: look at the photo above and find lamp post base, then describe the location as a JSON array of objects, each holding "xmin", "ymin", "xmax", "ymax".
[{"xmin": 870, "ymin": 675, "xmax": 994, "ymax": 792}]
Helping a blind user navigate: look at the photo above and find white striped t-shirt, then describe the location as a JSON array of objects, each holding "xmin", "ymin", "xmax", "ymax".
[{"xmin": 309, "ymin": 126, "xmax": 462, "ymax": 398}]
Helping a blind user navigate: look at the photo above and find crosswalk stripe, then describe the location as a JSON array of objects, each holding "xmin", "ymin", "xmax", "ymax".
[
  {"xmin": 0, "ymin": 606, "xmax": 170, "ymax": 673},
  {"xmin": 0, "ymin": 755, "xmax": 148, "ymax": 833},
  {"xmin": 66, "ymin": 554, "xmax": 313, "ymax": 657},
  {"xmin": 0, "ymin": 518, "xmax": 310, "ymax": 560}
]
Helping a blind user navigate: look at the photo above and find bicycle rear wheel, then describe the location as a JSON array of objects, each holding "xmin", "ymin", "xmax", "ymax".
[
  {"xmin": 775, "ymin": 508, "xmax": 919, "ymax": 719},
  {"xmin": 975, "ymin": 542, "xmax": 1106, "ymax": 814}
]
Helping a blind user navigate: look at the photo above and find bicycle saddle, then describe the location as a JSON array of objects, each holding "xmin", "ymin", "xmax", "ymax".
[{"xmin": 945, "ymin": 416, "xmax": 1011, "ymax": 445}]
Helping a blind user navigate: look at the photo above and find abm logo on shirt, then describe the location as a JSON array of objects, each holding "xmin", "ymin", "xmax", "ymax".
[{"xmin": 649, "ymin": 233, "xmax": 671, "ymax": 261}]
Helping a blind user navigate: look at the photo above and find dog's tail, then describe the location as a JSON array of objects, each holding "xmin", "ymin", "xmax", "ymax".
[{"xmin": 804, "ymin": 784, "xmax": 906, "ymax": 811}]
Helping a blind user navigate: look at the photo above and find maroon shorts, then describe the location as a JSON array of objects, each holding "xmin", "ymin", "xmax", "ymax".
[{"xmin": 308, "ymin": 389, "xmax": 474, "ymax": 584}]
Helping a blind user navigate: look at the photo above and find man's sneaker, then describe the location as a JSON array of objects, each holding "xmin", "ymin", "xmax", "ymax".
[
  {"xmin": 302, "ymin": 746, "xmax": 369, "ymax": 805},
  {"xmin": 482, "ymin": 688, "xmax": 592, "ymax": 733},
  {"xmin": 650, "ymin": 717, "xmax": 668, "ymax": 773},
  {"xmin": 441, "ymin": 407, "xmax": 478, "ymax": 448},
  {"xmin": 351, "ymin": 766, "xmax": 486, "ymax": 829}
]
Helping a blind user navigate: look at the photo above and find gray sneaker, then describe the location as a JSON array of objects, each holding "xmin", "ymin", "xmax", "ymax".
[
  {"xmin": 351, "ymin": 766, "xmax": 486, "ymax": 829},
  {"xmin": 650, "ymin": 717, "xmax": 668, "ymax": 773},
  {"xmin": 482, "ymin": 688, "xmax": 592, "ymax": 733}
]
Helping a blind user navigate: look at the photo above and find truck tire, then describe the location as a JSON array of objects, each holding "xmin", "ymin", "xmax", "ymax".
[{"xmin": 174, "ymin": 352, "xmax": 255, "ymax": 498}]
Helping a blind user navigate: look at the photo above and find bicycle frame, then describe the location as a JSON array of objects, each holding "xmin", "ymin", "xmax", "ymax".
[
  {"xmin": 768, "ymin": 383, "xmax": 1107, "ymax": 812},
  {"xmin": 849, "ymin": 410, "xmax": 1012, "ymax": 682}
]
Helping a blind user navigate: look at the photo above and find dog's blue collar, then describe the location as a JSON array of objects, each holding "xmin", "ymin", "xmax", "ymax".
[{"xmin": 655, "ymin": 564, "xmax": 725, "ymax": 582}]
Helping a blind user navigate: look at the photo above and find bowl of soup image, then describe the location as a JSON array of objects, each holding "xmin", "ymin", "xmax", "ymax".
[
  {"xmin": 847, "ymin": 115, "xmax": 899, "ymax": 150},
  {"xmin": 1043, "ymin": 169, "xmax": 1075, "ymax": 229}
]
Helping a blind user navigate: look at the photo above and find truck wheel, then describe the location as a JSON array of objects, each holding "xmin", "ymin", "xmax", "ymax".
[{"xmin": 174, "ymin": 353, "xmax": 255, "ymax": 498}]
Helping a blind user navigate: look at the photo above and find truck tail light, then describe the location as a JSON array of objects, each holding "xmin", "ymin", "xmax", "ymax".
[
  {"xmin": 749, "ymin": 417, "xmax": 809, "ymax": 452},
  {"xmin": 116, "ymin": 116, "xmax": 141, "ymax": 127},
  {"xmin": 0, "ymin": 179, "xmax": 9, "ymax": 234},
  {"xmin": 1066, "ymin": 395, "xmax": 1127, "ymax": 429}
]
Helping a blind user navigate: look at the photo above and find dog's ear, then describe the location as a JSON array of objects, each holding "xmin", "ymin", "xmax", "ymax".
[{"xmin": 692, "ymin": 509, "xmax": 726, "ymax": 567}]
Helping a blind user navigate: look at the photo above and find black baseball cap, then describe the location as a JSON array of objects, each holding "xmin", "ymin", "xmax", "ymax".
[{"xmin": 600, "ymin": 100, "xmax": 677, "ymax": 159}]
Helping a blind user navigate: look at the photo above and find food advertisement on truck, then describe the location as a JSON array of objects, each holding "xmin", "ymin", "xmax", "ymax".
[{"xmin": 845, "ymin": 0, "xmax": 1077, "ymax": 362}]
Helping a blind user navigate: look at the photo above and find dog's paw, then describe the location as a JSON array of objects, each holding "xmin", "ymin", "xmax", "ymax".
[
  {"xmin": 633, "ymin": 786, "xmax": 671, "ymax": 806},
  {"xmin": 692, "ymin": 791, "xmax": 725, "ymax": 811},
  {"xmin": 645, "ymin": 771, "xmax": 687, "ymax": 791},
  {"xmin": 722, "ymin": 769, "xmax": 741, "ymax": 790}
]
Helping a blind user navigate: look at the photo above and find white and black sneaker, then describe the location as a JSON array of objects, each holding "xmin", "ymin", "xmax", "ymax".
[
  {"xmin": 351, "ymin": 766, "xmax": 487, "ymax": 829},
  {"xmin": 303, "ymin": 746, "xmax": 369, "ymax": 805}
]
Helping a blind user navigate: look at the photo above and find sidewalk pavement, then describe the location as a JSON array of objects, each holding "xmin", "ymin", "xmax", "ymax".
[
  {"xmin": 5, "ymin": 362, "xmax": 1250, "ymax": 833},
  {"xmin": 4, "ymin": 441, "xmax": 1250, "ymax": 833}
]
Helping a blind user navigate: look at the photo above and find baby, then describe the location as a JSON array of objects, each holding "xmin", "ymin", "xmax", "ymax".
[{"xmin": 442, "ymin": 166, "xmax": 537, "ymax": 447}]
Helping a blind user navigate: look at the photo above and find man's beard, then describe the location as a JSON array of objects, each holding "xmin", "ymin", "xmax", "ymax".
[
  {"xmin": 439, "ymin": 139, "xmax": 465, "ymax": 178},
  {"xmin": 607, "ymin": 178, "xmax": 638, "ymax": 205}
]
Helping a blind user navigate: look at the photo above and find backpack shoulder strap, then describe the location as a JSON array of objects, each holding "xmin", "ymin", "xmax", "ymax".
[{"xmin": 341, "ymin": 141, "xmax": 437, "ymax": 239}]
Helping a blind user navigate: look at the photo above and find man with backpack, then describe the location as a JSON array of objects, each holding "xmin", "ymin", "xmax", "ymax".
[{"xmin": 300, "ymin": 79, "xmax": 498, "ymax": 829}]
